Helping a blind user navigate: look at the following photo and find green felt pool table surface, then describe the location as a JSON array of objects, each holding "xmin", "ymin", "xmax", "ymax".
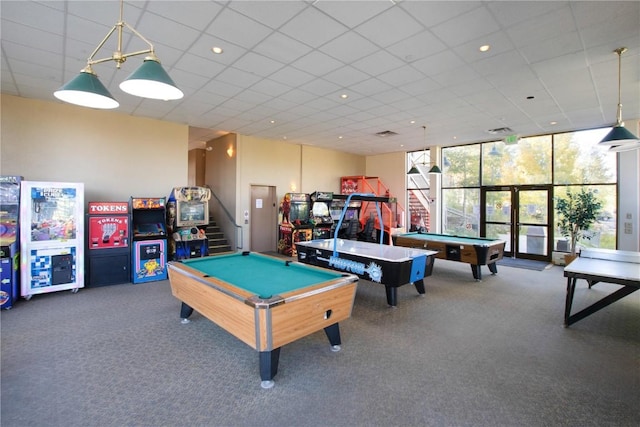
[{"xmin": 180, "ymin": 251, "xmax": 349, "ymax": 298}]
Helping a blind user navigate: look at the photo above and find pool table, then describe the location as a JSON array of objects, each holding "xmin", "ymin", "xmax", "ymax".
[
  {"xmin": 393, "ymin": 232, "xmax": 506, "ymax": 281},
  {"xmin": 167, "ymin": 251, "xmax": 358, "ymax": 389}
]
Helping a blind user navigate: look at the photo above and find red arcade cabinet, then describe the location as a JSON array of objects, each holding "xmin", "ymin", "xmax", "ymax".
[{"xmin": 86, "ymin": 202, "xmax": 130, "ymax": 287}]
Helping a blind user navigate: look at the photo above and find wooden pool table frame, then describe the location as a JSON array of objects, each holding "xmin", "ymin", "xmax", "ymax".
[
  {"xmin": 167, "ymin": 254, "xmax": 358, "ymax": 388},
  {"xmin": 394, "ymin": 232, "xmax": 506, "ymax": 281}
]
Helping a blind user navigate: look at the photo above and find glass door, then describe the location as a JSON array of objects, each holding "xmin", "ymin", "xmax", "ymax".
[{"xmin": 482, "ymin": 185, "xmax": 552, "ymax": 261}]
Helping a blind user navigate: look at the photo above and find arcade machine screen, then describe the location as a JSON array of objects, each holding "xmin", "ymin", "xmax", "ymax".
[
  {"xmin": 176, "ymin": 201, "xmax": 208, "ymax": 227},
  {"xmin": 290, "ymin": 202, "xmax": 310, "ymax": 224}
]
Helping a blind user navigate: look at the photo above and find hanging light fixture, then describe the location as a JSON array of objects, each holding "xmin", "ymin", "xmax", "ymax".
[
  {"xmin": 408, "ymin": 126, "xmax": 429, "ymax": 175},
  {"xmin": 598, "ymin": 47, "xmax": 639, "ymax": 151},
  {"xmin": 488, "ymin": 142, "xmax": 502, "ymax": 156},
  {"xmin": 54, "ymin": 0, "xmax": 183, "ymax": 109}
]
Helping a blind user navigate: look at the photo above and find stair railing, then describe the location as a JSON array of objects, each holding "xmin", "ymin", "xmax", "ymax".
[{"xmin": 208, "ymin": 189, "xmax": 243, "ymax": 250}]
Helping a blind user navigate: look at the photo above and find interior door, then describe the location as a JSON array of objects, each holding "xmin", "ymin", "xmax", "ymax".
[
  {"xmin": 250, "ymin": 185, "xmax": 277, "ymax": 252},
  {"xmin": 482, "ymin": 185, "xmax": 552, "ymax": 261}
]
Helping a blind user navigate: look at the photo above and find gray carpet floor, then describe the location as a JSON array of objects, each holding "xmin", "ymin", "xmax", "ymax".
[{"xmin": 1, "ymin": 258, "xmax": 638, "ymax": 427}]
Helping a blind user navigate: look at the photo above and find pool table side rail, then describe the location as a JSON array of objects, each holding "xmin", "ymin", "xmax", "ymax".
[{"xmin": 394, "ymin": 235, "xmax": 505, "ymax": 266}]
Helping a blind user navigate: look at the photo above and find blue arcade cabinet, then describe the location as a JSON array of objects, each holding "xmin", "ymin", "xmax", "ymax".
[
  {"xmin": 0, "ymin": 176, "xmax": 22, "ymax": 309},
  {"xmin": 130, "ymin": 197, "xmax": 168, "ymax": 284}
]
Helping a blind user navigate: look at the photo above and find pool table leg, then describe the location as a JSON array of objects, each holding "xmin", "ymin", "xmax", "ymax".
[
  {"xmin": 488, "ymin": 262, "xmax": 498, "ymax": 275},
  {"xmin": 470, "ymin": 265, "xmax": 482, "ymax": 281},
  {"xmin": 180, "ymin": 302, "xmax": 194, "ymax": 324},
  {"xmin": 259, "ymin": 348, "xmax": 281, "ymax": 389},
  {"xmin": 323, "ymin": 323, "xmax": 342, "ymax": 351}
]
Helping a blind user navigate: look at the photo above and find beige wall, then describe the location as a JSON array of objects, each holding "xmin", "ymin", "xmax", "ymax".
[
  {"xmin": 1, "ymin": 95, "xmax": 188, "ymax": 202},
  {"xmin": 202, "ymin": 135, "xmax": 366, "ymax": 250}
]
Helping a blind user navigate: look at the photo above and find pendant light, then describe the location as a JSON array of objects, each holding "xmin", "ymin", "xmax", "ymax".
[
  {"xmin": 54, "ymin": 0, "xmax": 183, "ymax": 109},
  {"xmin": 408, "ymin": 126, "xmax": 441, "ymax": 175},
  {"xmin": 598, "ymin": 47, "xmax": 639, "ymax": 151}
]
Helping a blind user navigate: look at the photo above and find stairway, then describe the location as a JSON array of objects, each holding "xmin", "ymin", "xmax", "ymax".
[{"xmin": 205, "ymin": 220, "xmax": 232, "ymax": 254}]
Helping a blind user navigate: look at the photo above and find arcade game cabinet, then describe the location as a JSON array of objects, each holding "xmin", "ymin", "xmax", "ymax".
[
  {"xmin": 0, "ymin": 176, "xmax": 22, "ymax": 309},
  {"xmin": 86, "ymin": 202, "xmax": 130, "ymax": 287},
  {"xmin": 277, "ymin": 193, "xmax": 313, "ymax": 257},
  {"xmin": 166, "ymin": 186, "xmax": 210, "ymax": 260},
  {"xmin": 19, "ymin": 181, "xmax": 85, "ymax": 299},
  {"xmin": 130, "ymin": 197, "xmax": 167, "ymax": 283},
  {"xmin": 310, "ymin": 191, "xmax": 334, "ymax": 239}
]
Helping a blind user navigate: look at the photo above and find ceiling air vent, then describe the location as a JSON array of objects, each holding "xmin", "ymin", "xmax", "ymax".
[
  {"xmin": 486, "ymin": 127, "xmax": 513, "ymax": 135},
  {"xmin": 375, "ymin": 130, "xmax": 398, "ymax": 137}
]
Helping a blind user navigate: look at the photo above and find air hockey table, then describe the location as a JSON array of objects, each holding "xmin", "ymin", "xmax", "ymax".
[{"xmin": 295, "ymin": 238, "xmax": 437, "ymax": 307}]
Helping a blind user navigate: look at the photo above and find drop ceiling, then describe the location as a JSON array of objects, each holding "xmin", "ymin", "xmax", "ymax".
[{"xmin": 2, "ymin": 1, "xmax": 639, "ymax": 155}]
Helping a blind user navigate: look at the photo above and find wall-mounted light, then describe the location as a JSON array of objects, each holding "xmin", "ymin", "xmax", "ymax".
[
  {"xmin": 54, "ymin": 0, "xmax": 183, "ymax": 109},
  {"xmin": 226, "ymin": 146, "xmax": 234, "ymax": 157}
]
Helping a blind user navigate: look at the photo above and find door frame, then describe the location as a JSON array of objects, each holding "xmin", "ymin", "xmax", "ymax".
[{"xmin": 481, "ymin": 185, "xmax": 553, "ymax": 262}]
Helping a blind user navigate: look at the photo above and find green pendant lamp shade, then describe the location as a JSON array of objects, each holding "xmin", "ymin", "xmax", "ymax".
[
  {"xmin": 119, "ymin": 56, "xmax": 184, "ymax": 100},
  {"xmin": 54, "ymin": 68, "xmax": 119, "ymax": 109},
  {"xmin": 428, "ymin": 165, "xmax": 442, "ymax": 174},
  {"xmin": 600, "ymin": 126, "xmax": 639, "ymax": 152},
  {"xmin": 407, "ymin": 165, "xmax": 420, "ymax": 175}
]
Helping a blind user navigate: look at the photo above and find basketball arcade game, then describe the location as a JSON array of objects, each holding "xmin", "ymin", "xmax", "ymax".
[
  {"xmin": 166, "ymin": 186, "xmax": 210, "ymax": 261},
  {"xmin": 0, "ymin": 175, "xmax": 22, "ymax": 308},
  {"xmin": 130, "ymin": 197, "xmax": 167, "ymax": 283},
  {"xmin": 19, "ymin": 181, "xmax": 85, "ymax": 299}
]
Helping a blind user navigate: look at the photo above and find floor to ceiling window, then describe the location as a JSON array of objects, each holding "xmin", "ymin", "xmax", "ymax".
[{"xmin": 410, "ymin": 127, "xmax": 617, "ymax": 260}]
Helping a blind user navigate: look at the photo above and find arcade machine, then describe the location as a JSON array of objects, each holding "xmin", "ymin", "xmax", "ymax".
[
  {"xmin": 329, "ymin": 196, "xmax": 362, "ymax": 239},
  {"xmin": 0, "ymin": 176, "xmax": 22, "ymax": 309},
  {"xmin": 277, "ymin": 193, "xmax": 313, "ymax": 257},
  {"xmin": 130, "ymin": 197, "xmax": 167, "ymax": 284},
  {"xmin": 86, "ymin": 201, "xmax": 130, "ymax": 287},
  {"xmin": 166, "ymin": 186, "xmax": 210, "ymax": 260},
  {"xmin": 19, "ymin": 181, "xmax": 85, "ymax": 300},
  {"xmin": 310, "ymin": 191, "xmax": 334, "ymax": 239}
]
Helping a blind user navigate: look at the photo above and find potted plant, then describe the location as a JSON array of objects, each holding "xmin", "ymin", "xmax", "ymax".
[{"xmin": 555, "ymin": 188, "xmax": 603, "ymax": 263}]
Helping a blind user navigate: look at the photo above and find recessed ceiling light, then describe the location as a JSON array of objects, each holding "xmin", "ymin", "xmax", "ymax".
[
  {"xmin": 479, "ymin": 44, "xmax": 490, "ymax": 52},
  {"xmin": 338, "ymin": 136, "xmax": 343, "ymax": 139},
  {"xmin": 270, "ymin": 120, "xmax": 276, "ymax": 124},
  {"xmin": 409, "ymin": 120, "xmax": 415, "ymax": 124},
  {"xmin": 550, "ymin": 121, "xmax": 557, "ymax": 125},
  {"xmin": 340, "ymin": 94, "xmax": 348, "ymax": 99},
  {"xmin": 211, "ymin": 46, "xmax": 223, "ymax": 54}
]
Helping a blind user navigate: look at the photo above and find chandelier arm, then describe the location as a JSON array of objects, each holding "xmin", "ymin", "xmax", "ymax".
[{"xmin": 615, "ymin": 48, "xmax": 623, "ymax": 126}]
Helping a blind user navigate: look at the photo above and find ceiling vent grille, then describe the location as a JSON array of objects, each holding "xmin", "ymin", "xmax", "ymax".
[
  {"xmin": 375, "ymin": 130, "xmax": 398, "ymax": 137},
  {"xmin": 486, "ymin": 127, "xmax": 513, "ymax": 135}
]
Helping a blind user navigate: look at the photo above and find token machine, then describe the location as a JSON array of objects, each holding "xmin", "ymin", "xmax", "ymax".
[
  {"xmin": 0, "ymin": 175, "xmax": 23, "ymax": 309},
  {"xmin": 130, "ymin": 197, "xmax": 167, "ymax": 284},
  {"xmin": 86, "ymin": 201, "xmax": 130, "ymax": 287},
  {"xmin": 166, "ymin": 186, "xmax": 210, "ymax": 260}
]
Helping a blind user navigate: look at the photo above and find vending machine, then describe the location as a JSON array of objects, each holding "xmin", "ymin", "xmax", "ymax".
[
  {"xmin": 130, "ymin": 197, "xmax": 167, "ymax": 284},
  {"xmin": 87, "ymin": 201, "xmax": 130, "ymax": 287},
  {"xmin": 0, "ymin": 175, "xmax": 23, "ymax": 309},
  {"xmin": 19, "ymin": 181, "xmax": 84, "ymax": 299}
]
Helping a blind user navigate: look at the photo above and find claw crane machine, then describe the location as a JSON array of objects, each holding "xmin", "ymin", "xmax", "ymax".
[{"xmin": 19, "ymin": 181, "xmax": 85, "ymax": 299}]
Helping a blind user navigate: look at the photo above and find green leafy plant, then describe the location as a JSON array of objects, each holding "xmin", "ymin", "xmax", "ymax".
[{"xmin": 555, "ymin": 188, "xmax": 603, "ymax": 256}]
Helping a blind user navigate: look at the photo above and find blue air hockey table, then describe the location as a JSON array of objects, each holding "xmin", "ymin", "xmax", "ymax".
[{"xmin": 296, "ymin": 238, "xmax": 437, "ymax": 307}]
